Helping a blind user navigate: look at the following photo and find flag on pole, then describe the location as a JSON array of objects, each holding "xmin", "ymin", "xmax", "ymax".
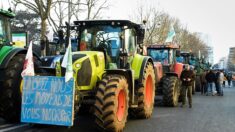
[
  {"xmin": 165, "ymin": 24, "xmax": 176, "ymax": 43},
  {"xmin": 21, "ymin": 41, "xmax": 35, "ymax": 77},
  {"xmin": 198, "ymin": 50, "xmax": 201, "ymax": 59},
  {"xmin": 61, "ymin": 38, "xmax": 73, "ymax": 82}
]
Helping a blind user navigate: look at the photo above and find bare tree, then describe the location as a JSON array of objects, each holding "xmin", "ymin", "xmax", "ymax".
[
  {"xmin": 48, "ymin": 0, "xmax": 109, "ymax": 34},
  {"xmin": 82, "ymin": 0, "xmax": 109, "ymax": 20},
  {"xmin": 11, "ymin": 10, "xmax": 40, "ymax": 41},
  {"xmin": 14, "ymin": 0, "xmax": 53, "ymax": 56},
  {"xmin": 130, "ymin": 3, "xmax": 163, "ymax": 45}
]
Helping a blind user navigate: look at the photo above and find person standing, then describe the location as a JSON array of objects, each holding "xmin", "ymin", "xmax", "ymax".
[
  {"xmin": 227, "ymin": 72, "xmax": 232, "ymax": 87},
  {"xmin": 201, "ymin": 70, "xmax": 208, "ymax": 95},
  {"xmin": 215, "ymin": 70, "xmax": 220, "ymax": 94},
  {"xmin": 180, "ymin": 64, "xmax": 195, "ymax": 108},
  {"xmin": 218, "ymin": 70, "xmax": 224, "ymax": 96},
  {"xmin": 223, "ymin": 71, "xmax": 226, "ymax": 87},
  {"xmin": 205, "ymin": 70, "xmax": 216, "ymax": 96}
]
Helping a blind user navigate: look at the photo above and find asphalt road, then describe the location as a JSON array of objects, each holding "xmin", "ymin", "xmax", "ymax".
[{"xmin": 1, "ymin": 85, "xmax": 235, "ymax": 132}]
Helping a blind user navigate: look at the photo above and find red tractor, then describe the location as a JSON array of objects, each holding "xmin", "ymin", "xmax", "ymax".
[{"xmin": 146, "ymin": 44, "xmax": 184, "ymax": 106}]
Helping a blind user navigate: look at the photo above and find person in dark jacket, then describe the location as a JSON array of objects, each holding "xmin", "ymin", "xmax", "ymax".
[
  {"xmin": 180, "ymin": 64, "xmax": 195, "ymax": 108},
  {"xmin": 205, "ymin": 70, "xmax": 216, "ymax": 96},
  {"xmin": 200, "ymin": 70, "xmax": 208, "ymax": 95}
]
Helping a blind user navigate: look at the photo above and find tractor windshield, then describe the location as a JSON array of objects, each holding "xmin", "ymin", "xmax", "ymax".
[
  {"xmin": 176, "ymin": 55, "xmax": 196, "ymax": 65},
  {"xmin": 79, "ymin": 26, "xmax": 121, "ymax": 56},
  {"xmin": 148, "ymin": 49, "xmax": 173, "ymax": 65}
]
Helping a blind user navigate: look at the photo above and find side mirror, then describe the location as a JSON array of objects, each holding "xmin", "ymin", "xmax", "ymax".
[
  {"xmin": 58, "ymin": 29, "xmax": 64, "ymax": 42},
  {"xmin": 176, "ymin": 50, "xmax": 181, "ymax": 57},
  {"xmin": 137, "ymin": 26, "xmax": 145, "ymax": 44}
]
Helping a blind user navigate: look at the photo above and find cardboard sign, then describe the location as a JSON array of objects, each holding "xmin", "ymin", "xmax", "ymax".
[{"xmin": 21, "ymin": 76, "xmax": 75, "ymax": 126}]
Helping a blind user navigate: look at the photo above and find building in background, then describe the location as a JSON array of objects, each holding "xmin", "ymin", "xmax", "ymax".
[
  {"xmin": 218, "ymin": 57, "xmax": 227, "ymax": 69},
  {"xmin": 227, "ymin": 47, "xmax": 235, "ymax": 71}
]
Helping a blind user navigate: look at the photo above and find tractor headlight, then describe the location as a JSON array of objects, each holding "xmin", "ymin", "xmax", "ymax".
[{"xmin": 75, "ymin": 63, "xmax": 81, "ymax": 69}]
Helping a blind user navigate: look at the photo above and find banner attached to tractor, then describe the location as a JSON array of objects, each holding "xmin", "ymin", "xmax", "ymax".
[{"xmin": 21, "ymin": 76, "xmax": 75, "ymax": 126}]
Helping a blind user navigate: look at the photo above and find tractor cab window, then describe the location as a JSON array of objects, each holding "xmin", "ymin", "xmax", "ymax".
[
  {"xmin": 0, "ymin": 18, "xmax": 6, "ymax": 44},
  {"xmin": 0, "ymin": 16, "xmax": 11, "ymax": 45},
  {"xmin": 189, "ymin": 56, "xmax": 196, "ymax": 65},
  {"xmin": 79, "ymin": 26, "xmax": 121, "ymax": 65},
  {"xmin": 176, "ymin": 56, "xmax": 184, "ymax": 63},
  {"xmin": 124, "ymin": 29, "xmax": 136, "ymax": 56},
  {"xmin": 148, "ymin": 49, "xmax": 169, "ymax": 64},
  {"xmin": 169, "ymin": 49, "xmax": 174, "ymax": 64}
]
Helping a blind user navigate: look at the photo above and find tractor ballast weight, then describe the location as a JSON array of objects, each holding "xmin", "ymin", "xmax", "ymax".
[
  {"xmin": 147, "ymin": 44, "xmax": 184, "ymax": 107},
  {"xmin": 33, "ymin": 20, "xmax": 156, "ymax": 131},
  {"xmin": 0, "ymin": 9, "xmax": 41, "ymax": 122}
]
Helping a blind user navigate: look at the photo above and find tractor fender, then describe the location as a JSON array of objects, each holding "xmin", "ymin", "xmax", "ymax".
[
  {"xmin": 139, "ymin": 57, "xmax": 154, "ymax": 83},
  {"xmin": 173, "ymin": 62, "xmax": 184, "ymax": 78},
  {"xmin": 154, "ymin": 62, "xmax": 163, "ymax": 84},
  {"xmin": 0, "ymin": 48, "xmax": 41, "ymax": 69},
  {"xmin": 131, "ymin": 54, "xmax": 154, "ymax": 83},
  {"xmin": 105, "ymin": 69, "xmax": 133, "ymax": 90},
  {"xmin": 165, "ymin": 72, "xmax": 179, "ymax": 78}
]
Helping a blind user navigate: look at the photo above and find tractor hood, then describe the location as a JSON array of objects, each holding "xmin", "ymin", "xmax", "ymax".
[{"xmin": 41, "ymin": 54, "xmax": 87, "ymax": 68}]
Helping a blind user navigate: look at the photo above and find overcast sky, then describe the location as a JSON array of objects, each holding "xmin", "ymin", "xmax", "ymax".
[
  {"xmin": 106, "ymin": 0, "xmax": 235, "ymax": 63},
  {"xmin": 1, "ymin": 0, "xmax": 235, "ymax": 63}
]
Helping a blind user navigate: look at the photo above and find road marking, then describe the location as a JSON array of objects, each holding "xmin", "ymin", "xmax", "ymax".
[
  {"xmin": 0, "ymin": 124, "xmax": 29, "ymax": 132},
  {"xmin": 0, "ymin": 124, "xmax": 15, "ymax": 129}
]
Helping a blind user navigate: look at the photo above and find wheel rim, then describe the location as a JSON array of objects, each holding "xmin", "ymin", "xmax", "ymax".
[
  {"xmin": 20, "ymin": 79, "xmax": 24, "ymax": 95},
  {"xmin": 145, "ymin": 75, "xmax": 153, "ymax": 108},
  {"xmin": 117, "ymin": 89, "xmax": 126, "ymax": 122}
]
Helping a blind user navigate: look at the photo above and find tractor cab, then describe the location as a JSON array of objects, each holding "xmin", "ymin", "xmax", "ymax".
[
  {"xmin": 72, "ymin": 20, "xmax": 145, "ymax": 69},
  {"xmin": 147, "ymin": 44, "xmax": 182, "ymax": 75},
  {"xmin": 0, "ymin": 9, "xmax": 14, "ymax": 46}
]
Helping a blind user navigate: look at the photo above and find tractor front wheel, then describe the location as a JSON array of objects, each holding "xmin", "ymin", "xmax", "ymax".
[
  {"xmin": 131, "ymin": 62, "xmax": 155, "ymax": 118},
  {"xmin": 94, "ymin": 75, "xmax": 129, "ymax": 132}
]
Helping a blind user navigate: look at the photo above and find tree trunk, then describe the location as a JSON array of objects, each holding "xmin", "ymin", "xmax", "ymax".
[{"xmin": 40, "ymin": 18, "xmax": 47, "ymax": 56}]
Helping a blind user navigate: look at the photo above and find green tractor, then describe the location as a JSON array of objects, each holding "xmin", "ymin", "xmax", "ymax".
[
  {"xmin": 36, "ymin": 20, "xmax": 156, "ymax": 131},
  {"xmin": 0, "ymin": 9, "xmax": 40, "ymax": 122}
]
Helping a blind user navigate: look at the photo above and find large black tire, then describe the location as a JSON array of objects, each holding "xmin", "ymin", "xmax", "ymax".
[
  {"xmin": 94, "ymin": 75, "xmax": 129, "ymax": 132},
  {"xmin": 131, "ymin": 62, "xmax": 155, "ymax": 118},
  {"xmin": 0, "ymin": 54, "xmax": 25, "ymax": 122},
  {"xmin": 162, "ymin": 76, "xmax": 180, "ymax": 107},
  {"xmin": 0, "ymin": 54, "xmax": 41, "ymax": 122}
]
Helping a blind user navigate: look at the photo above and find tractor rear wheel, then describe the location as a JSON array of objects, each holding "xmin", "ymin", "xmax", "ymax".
[
  {"xmin": 162, "ymin": 76, "xmax": 180, "ymax": 107},
  {"xmin": 131, "ymin": 62, "xmax": 155, "ymax": 118},
  {"xmin": 0, "ymin": 54, "xmax": 25, "ymax": 122},
  {"xmin": 94, "ymin": 75, "xmax": 129, "ymax": 132},
  {"xmin": 0, "ymin": 54, "xmax": 41, "ymax": 122}
]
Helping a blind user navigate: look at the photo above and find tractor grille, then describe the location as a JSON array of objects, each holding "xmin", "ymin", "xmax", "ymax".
[{"xmin": 76, "ymin": 58, "xmax": 92, "ymax": 86}]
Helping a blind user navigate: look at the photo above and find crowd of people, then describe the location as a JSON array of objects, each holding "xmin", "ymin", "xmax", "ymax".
[
  {"xmin": 179, "ymin": 64, "xmax": 234, "ymax": 108},
  {"xmin": 201, "ymin": 69, "xmax": 233, "ymax": 96}
]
